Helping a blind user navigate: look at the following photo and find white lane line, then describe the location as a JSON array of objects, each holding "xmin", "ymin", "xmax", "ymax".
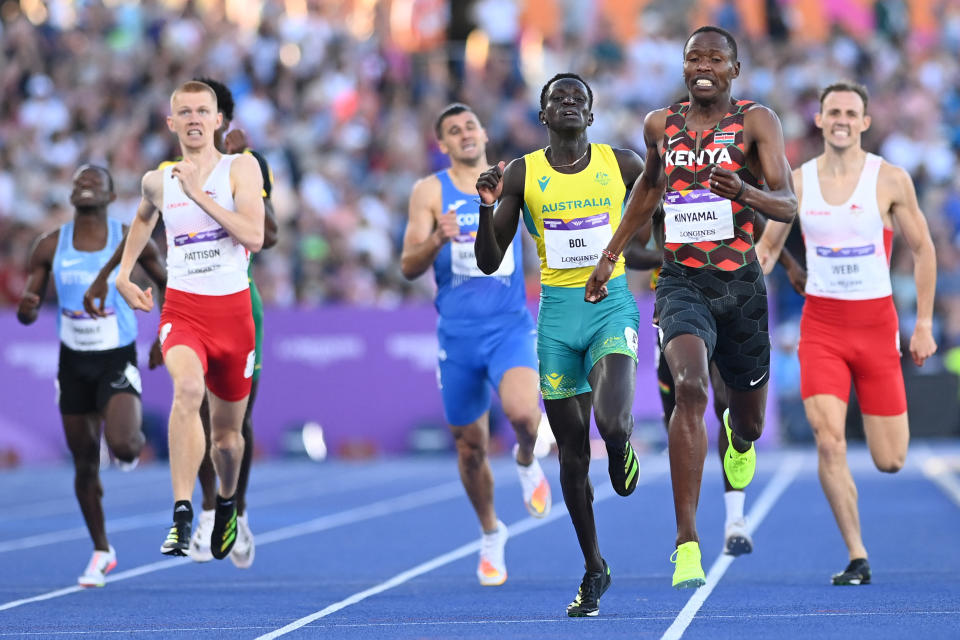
[
  {"xmin": 3, "ymin": 609, "xmax": 959, "ymax": 636},
  {"xmin": 0, "ymin": 466, "xmax": 435, "ymax": 553},
  {"xmin": 0, "ymin": 480, "xmax": 468, "ymax": 612},
  {"xmin": 659, "ymin": 453, "xmax": 803, "ymax": 640},
  {"xmin": 920, "ymin": 455, "xmax": 960, "ymax": 509},
  {"xmin": 2, "ymin": 463, "xmax": 429, "ymax": 521},
  {"xmin": 253, "ymin": 466, "xmax": 671, "ymax": 640}
]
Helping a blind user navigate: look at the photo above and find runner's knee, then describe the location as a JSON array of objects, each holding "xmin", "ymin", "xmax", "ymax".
[
  {"xmin": 172, "ymin": 376, "xmax": 205, "ymax": 412},
  {"xmin": 814, "ymin": 427, "xmax": 846, "ymax": 463},
  {"xmin": 872, "ymin": 450, "xmax": 904, "ymax": 473},
  {"xmin": 452, "ymin": 428, "xmax": 487, "ymax": 466},
  {"xmin": 105, "ymin": 430, "xmax": 144, "ymax": 463},
  {"xmin": 672, "ymin": 371, "xmax": 709, "ymax": 414}
]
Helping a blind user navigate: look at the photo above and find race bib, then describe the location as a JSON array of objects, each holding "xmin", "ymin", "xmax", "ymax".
[
  {"xmin": 60, "ymin": 309, "xmax": 120, "ymax": 351},
  {"xmin": 451, "ymin": 232, "xmax": 515, "ymax": 277},
  {"xmin": 172, "ymin": 227, "xmax": 234, "ymax": 277},
  {"xmin": 811, "ymin": 245, "xmax": 883, "ymax": 294},
  {"xmin": 543, "ymin": 212, "xmax": 612, "ymax": 269},
  {"xmin": 446, "ymin": 200, "xmax": 515, "ymax": 278},
  {"xmin": 663, "ymin": 189, "xmax": 734, "ymax": 243}
]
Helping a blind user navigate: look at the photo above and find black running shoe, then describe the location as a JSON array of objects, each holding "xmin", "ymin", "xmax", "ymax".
[
  {"xmin": 210, "ymin": 496, "xmax": 238, "ymax": 560},
  {"xmin": 566, "ymin": 560, "xmax": 611, "ymax": 617},
  {"xmin": 832, "ymin": 558, "xmax": 871, "ymax": 585},
  {"xmin": 608, "ymin": 441, "xmax": 639, "ymax": 497},
  {"xmin": 160, "ymin": 520, "xmax": 191, "ymax": 556}
]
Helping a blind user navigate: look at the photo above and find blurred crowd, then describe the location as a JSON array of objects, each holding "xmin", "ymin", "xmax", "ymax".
[{"xmin": 2, "ymin": 0, "xmax": 960, "ymax": 377}]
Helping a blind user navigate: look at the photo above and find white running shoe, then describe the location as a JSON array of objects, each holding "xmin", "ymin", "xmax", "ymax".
[
  {"xmin": 533, "ymin": 412, "xmax": 555, "ymax": 459},
  {"xmin": 189, "ymin": 509, "xmax": 215, "ymax": 562},
  {"xmin": 477, "ymin": 520, "xmax": 508, "ymax": 586},
  {"xmin": 78, "ymin": 546, "xmax": 117, "ymax": 587},
  {"xmin": 115, "ymin": 456, "xmax": 139, "ymax": 472},
  {"xmin": 724, "ymin": 518, "xmax": 753, "ymax": 556},
  {"xmin": 514, "ymin": 444, "xmax": 551, "ymax": 518},
  {"xmin": 229, "ymin": 512, "xmax": 255, "ymax": 569}
]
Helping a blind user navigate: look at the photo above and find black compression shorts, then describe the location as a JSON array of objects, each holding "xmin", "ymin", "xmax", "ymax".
[
  {"xmin": 57, "ymin": 342, "xmax": 141, "ymax": 415},
  {"xmin": 655, "ymin": 261, "xmax": 769, "ymax": 391}
]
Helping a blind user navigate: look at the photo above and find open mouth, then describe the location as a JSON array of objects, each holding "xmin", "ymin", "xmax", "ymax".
[
  {"xmin": 693, "ymin": 77, "xmax": 715, "ymax": 89},
  {"xmin": 831, "ymin": 128, "xmax": 850, "ymax": 138},
  {"xmin": 78, "ymin": 189, "xmax": 94, "ymax": 198}
]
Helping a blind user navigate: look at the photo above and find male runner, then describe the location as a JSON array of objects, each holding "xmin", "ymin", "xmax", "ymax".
[
  {"xmin": 627, "ymin": 211, "xmax": 805, "ymax": 557},
  {"xmin": 84, "ymin": 78, "xmax": 277, "ymax": 568},
  {"xmin": 16, "ymin": 165, "xmax": 165, "ymax": 586},
  {"xmin": 756, "ymin": 81, "xmax": 937, "ymax": 585},
  {"xmin": 585, "ymin": 26, "xmax": 798, "ymax": 589},
  {"xmin": 115, "ymin": 80, "xmax": 265, "ymax": 559},
  {"xmin": 475, "ymin": 74, "xmax": 644, "ymax": 616},
  {"xmin": 401, "ymin": 103, "xmax": 551, "ymax": 587}
]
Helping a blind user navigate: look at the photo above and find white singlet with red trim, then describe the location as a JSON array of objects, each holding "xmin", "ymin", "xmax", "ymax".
[
  {"xmin": 162, "ymin": 154, "xmax": 250, "ymax": 296},
  {"xmin": 800, "ymin": 153, "xmax": 893, "ymax": 300}
]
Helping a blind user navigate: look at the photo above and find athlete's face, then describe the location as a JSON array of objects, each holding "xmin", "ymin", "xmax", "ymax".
[
  {"xmin": 167, "ymin": 90, "xmax": 222, "ymax": 151},
  {"xmin": 438, "ymin": 111, "xmax": 487, "ymax": 164},
  {"xmin": 70, "ymin": 166, "xmax": 114, "ymax": 209},
  {"xmin": 816, "ymin": 91, "xmax": 870, "ymax": 151},
  {"xmin": 683, "ymin": 32, "xmax": 740, "ymax": 101},
  {"xmin": 539, "ymin": 79, "xmax": 593, "ymax": 132}
]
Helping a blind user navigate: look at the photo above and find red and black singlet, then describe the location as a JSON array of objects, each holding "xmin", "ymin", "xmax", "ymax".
[{"xmin": 662, "ymin": 99, "xmax": 763, "ymax": 271}]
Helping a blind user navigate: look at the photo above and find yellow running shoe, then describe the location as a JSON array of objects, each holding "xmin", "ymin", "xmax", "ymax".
[
  {"xmin": 722, "ymin": 409, "xmax": 756, "ymax": 489},
  {"xmin": 670, "ymin": 541, "xmax": 706, "ymax": 589}
]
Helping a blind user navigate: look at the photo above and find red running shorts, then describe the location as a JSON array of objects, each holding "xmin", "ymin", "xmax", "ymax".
[
  {"xmin": 798, "ymin": 294, "xmax": 906, "ymax": 416},
  {"xmin": 159, "ymin": 287, "xmax": 255, "ymax": 402}
]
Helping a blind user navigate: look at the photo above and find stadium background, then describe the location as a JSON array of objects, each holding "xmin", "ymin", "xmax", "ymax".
[{"xmin": 1, "ymin": 0, "xmax": 960, "ymax": 466}]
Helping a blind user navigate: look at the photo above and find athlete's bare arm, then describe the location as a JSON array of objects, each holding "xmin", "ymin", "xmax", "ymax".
[
  {"xmin": 585, "ymin": 109, "xmax": 668, "ymax": 302},
  {"xmin": 475, "ymin": 159, "xmax": 524, "ymax": 274},
  {"xmin": 116, "ymin": 170, "xmax": 163, "ymax": 312},
  {"xmin": 757, "ymin": 167, "xmax": 803, "ymax": 274},
  {"xmin": 83, "ymin": 232, "xmax": 166, "ymax": 317},
  {"xmin": 753, "ymin": 212, "xmax": 806, "ymax": 294},
  {"xmin": 400, "ymin": 175, "xmax": 458, "ymax": 279},
  {"xmin": 713, "ymin": 105, "xmax": 796, "ymax": 223},
  {"xmin": 171, "ymin": 154, "xmax": 265, "ymax": 252},
  {"xmin": 882, "ymin": 162, "xmax": 937, "ymax": 365},
  {"xmin": 15, "ymin": 231, "xmax": 58, "ymax": 325}
]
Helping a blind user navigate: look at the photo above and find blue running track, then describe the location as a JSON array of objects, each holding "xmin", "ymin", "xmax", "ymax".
[{"xmin": 1, "ymin": 445, "xmax": 959, "ymax": 639}]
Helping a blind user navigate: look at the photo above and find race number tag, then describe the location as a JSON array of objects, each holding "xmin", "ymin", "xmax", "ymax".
[
  {"xmin": 60, "ymin": 309, "xmax": 120, "ymax": 351},
  {"xmin": 448, "ymin": 201, "xmax": 515, "ymax": 278},
  {"xmin": 452, "ymin": 232, "xmax": 515, "ymax": 277},
  {"xmin": 543, "ymin": 212, "xmax": 612, "ymax": 269},
  {"xmin": 811, "ymin": 245, "xmax": 880, "ymax": 294},
  {"xmin": 663, "ymin": 189, "xmax": 734, "ymax": 243}
]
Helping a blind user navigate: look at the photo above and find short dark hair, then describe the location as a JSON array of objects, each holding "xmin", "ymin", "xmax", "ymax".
[
  {"xmin": 193, "ymin": 77, "xmax": 235, "ymax": 122},
  {"xmin": 819, "ymin": 82, "xmax": 869, "ymax": 114},
  {"xmin": 539, "ymin": 73, "xmax": 594, "ymax": 111},
  {"xmin": 685, "ymin": 25, "xmax": 738, "ymax": 62},
  {"xmin": 434, "ymin": 103, "xmax": 477, "ymax": 139}
]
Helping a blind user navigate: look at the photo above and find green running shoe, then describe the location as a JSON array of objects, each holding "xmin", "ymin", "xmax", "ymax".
[
  {"xmin": 722, "ymin": 409, "xmax": 756, "ymax": 490},
  {"xmin": 566, "ymin": 559, "xmax": 611, "ymax": 617},
  {"xmin": 210, "ymin": 496, "xmax": 238, "ymax": 560},
  {"xmin": 607, "ymin": 441, "xmax": 639, "ymax": 497},
  {"xmin": 670, "ymin": 541, "xmax": 706, "ymax": 589}
]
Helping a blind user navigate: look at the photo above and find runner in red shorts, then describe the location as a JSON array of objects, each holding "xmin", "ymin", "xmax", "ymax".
[
  {"xmin": 115, "ymin": 80, "xmax": 265, "ymax": 559},
  {"xmin": 757, "ymin": 82, "xmax": 937, "ymax": 586}
]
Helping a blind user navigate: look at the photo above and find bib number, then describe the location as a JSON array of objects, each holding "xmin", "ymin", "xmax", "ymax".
[
  {"xmin": 452, "ymin": 233, "xmax": 515, "ymax": 277},
  {"xmin": 60, "ymin": 310, "xmax": 120, "ymax": 351},
  {"xmin": 663, "ymin": 189, "xmax": 734, "ymax": 243},
  {"xmin": 543, "ymin": 212, "xmax": 612, "ymax": 269}
]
